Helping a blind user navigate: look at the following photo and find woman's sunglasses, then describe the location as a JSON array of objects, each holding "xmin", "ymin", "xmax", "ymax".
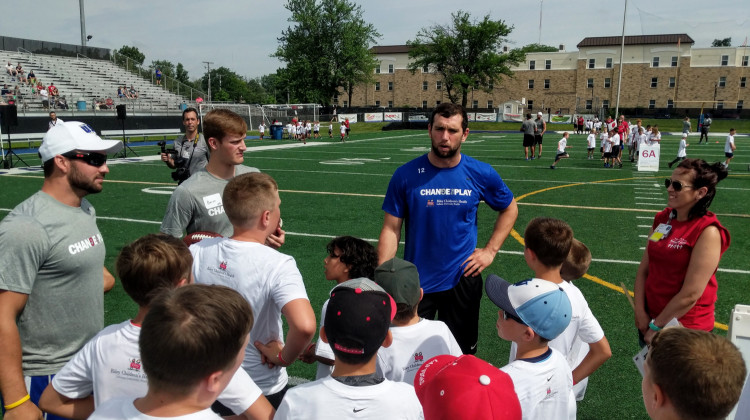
[
  {"xmin": 62, "ymin": 151, "xmax": 108, "ymax": 167},
  {"xmin": 664, "ymin": 178, "xmax": 693, "ymax": 192}
]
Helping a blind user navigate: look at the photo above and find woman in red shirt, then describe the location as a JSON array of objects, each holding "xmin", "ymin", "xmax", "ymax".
[{"xmin": 634, "ymin": 158, "xmax": 730, "ymax": 344}]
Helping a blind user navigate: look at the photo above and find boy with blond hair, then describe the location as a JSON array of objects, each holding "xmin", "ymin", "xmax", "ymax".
[
  {"xmin": 190, "ymin": 172, "xmax": 316, "ymax": 408},
  {"xmin": 38, "ymin": 234, "xmax": 272, "ymax": 420},
  {"xmin": 642, "ymin": 327, "xmax": 746, "ymax": 420},
  {"xmin": 89, "ymin": 284, "xmax": 254, "ymax": 420}
]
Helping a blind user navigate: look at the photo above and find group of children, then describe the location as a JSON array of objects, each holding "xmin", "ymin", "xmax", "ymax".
[{"xmin": 33, "ymin": 171, "xmax": 747, "ymax": 419}]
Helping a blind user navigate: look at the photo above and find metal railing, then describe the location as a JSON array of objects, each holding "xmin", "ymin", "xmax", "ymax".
[{"xmin": 110, "ymin": 51, "xmax": 207, "ymax": 102}]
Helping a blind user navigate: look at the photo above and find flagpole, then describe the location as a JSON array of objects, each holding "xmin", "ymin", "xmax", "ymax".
[{"xmin": 614, "ymin": 0, "xmax": 627, "ymax": 119}]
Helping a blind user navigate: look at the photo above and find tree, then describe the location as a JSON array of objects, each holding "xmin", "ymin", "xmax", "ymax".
[
  {"xmin": 150, "ymin": 60, "xmax": 176, "ymax": 78},
  {"xmin": 175, "ymin": 63, "xmax": 190, "ymax": 85},
  {"xmin": 712, "ymin": 38, "xmax": 732, "ymax": 47},
  {"xmin": 407, "ymin": 11, "xmax": 524, "ymax": 107},
  {"xmin": 517, "ymin": 43, "xmax": 558, "ymax": 53},
  {"xmin": 275, "ymin": 0, "xmax": 380, "ymax": 104},
  {"xmin": 114, "ymin": 45, "xmax": 145, "ymax": 68}
]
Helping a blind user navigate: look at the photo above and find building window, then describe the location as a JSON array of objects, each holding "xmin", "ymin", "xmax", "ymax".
[
  {"xmin": 588, "ymin": 58, "xmax": 595, "ymax": 69},
  {"xmin": 527, "ymin": 100, "xmax": 533, "ymax": 110},
  {"xmin": 436, "ymin": 100, "xmax": 441, "ymax": 106},
  {"xmin": 422, "ymin": 100, "xmax": 428, "ymax": 108},
  {"xmin": 422, "ymin": 64, "xmax": 429, "ymax": 73},
  {"xmin": 669, "ymin": 77, "xmax": 676, "ymax": 88},
  {"xmin": 375, "ymin": 100, "xmax": 381, "ymax": 107},
  {"xmin": 528, "ymin": 79, "xmax": 534, "ymax": 89},
  {"xmin": 388, "ymin": 81, "xmax": 393, "ymax": 91},
  {"xmin": 375, "ymin": 65, "xmax": 380, "ymax": 74},
  {"xmin": 648, "ymin": 100, "xmax": 655, "ymax": 109},
  {"xmin": 387, "ymin": 100, "xmax": 393, "ymax": 108},
  {"xmin": 741, "ymin": 77, "xmax": 747, "ymax": 88},
  {"xmin": 487, "ymin": 100, "xmax": 493, "ymax": 108},
  {"xmin": 472, "ymin": 100, "xmax": 478, "ymax": 109},
  {"xmin": 671, "ymin": 56, "xmax": 678, "ymax": 67},
  {"xmin": 545, "ymin": 59, "xmax": 551, "ymax": 70},
  {"xmin": 436, "ymin": 81, "xmax": 442, "ymax": 90},
  {"xmin": 652, "ymin": 57, "xmax": 659, "ymax": 67},
  {"xmin": 529, "ymin": 60, "xmax": 536, "ymax": 70},
  {"xmin": 333, "ymin": 94, "xmax": 338, "ymax": 104},
  {"xmin": 606, "ymin": 58, "xmax": 613, "ymax": 68},
  {"xmin": 343, "ymin": 101, "xmax": 348, "ymax": 108},
  {"xmin": 587, "ymin": 78, "xmax": 594, "ymax": 88},
  {"xmin": 488, "ymin": 81, "xmax": 494, "ymax": 89},
  {"xmin": 743, "ymin": 56, "xmax": 749, "ymax": 66},
  {"xmin": 602, "ymin": 100, "xmax": 609, "ymax": 108},
  {"xmin": 717, "ymin": 101, "xmax": 724, "ymax": 110},
  {"xmin": 585, "ymin": 100, "xmax": 592, "ymax": 110},
  {"xmin": 388, "ymin": 64, "xmax": 394, "ymax": 73},
  {"xmin": 721, "ymin": 55, "xmax": 729, "ymax": 66},
  {"xmin": 422, "ymin": 81, "xmax": 428, "ymax": 91},
  {"xmin": 719, "ymin": 76, "xmax": 726, "ymax": 87},
  {"xmin": 667, "ymin": 99, "xmax": 674, "ymax": 109},
  {"xmin": 737, "ymin": 100, "xmax": 744, "ymax": 110},
  {"xmin": 651, "ymin": 77, "xmax": 658, "ymax": 88},
  {"xmin": 604, "ymin": 78, "xmax": 611, "ymax": 88},
  {"xmin": 544, "ymin": 79, "xmax": 550, "ymax": 89},
  {"xmin": 375, "ymin": 82, "xmax": 380, "ymax": 91}
]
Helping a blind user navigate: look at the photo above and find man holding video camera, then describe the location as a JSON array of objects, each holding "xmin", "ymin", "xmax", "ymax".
[{"xmin": 160, "ymin": 107, "xmax": 208, "ymax": 183}]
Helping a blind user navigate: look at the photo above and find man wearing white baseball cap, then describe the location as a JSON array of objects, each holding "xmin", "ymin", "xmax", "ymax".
[
  {"xmin": 0, "ymin": 121, "xmax": 121, "ymax": 420},
  {"xmin": 534, "ymin": 111, "xmax": 546, "ymax": 159}
]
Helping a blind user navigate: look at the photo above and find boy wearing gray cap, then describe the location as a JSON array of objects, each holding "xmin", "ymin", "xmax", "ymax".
[{"xmin": 374, "ymin": 258, "xmax": 462, "ymax": 385}]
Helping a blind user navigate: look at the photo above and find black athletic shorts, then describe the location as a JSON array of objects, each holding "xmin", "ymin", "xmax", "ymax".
[
  {"xmin": 523, "ymin": 134, "xmax": 535, "ymax": 147},
  {"xmin": 534, "ymin": 134, "xmax": 544, "ymax": 145},
  {"xmin": 418, "ymin": 273, "xmax": 483, "ymax": 355}
]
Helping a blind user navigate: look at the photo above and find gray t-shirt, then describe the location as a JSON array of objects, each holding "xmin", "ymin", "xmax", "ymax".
[
  {"xmin": 535, "ymin": 118, "xmax": 545, "ymax": 135},
  {"xmin": 0, "ymin": 191, "xmax": 105, "ymax": 375},
  {"xmin": 522, "ymin": 119, "xmax": 536, "ymax": 135},
  {"xmin": 160, "ymin": 165, "xmax": 260, "ymax": 237},
  {"xmin": 174, "ymin": 133, "xmax": 209, "ymax": 176},
  {"xmin": 682, "ymin": 120, "xmax": 691, "ymax": 133}
]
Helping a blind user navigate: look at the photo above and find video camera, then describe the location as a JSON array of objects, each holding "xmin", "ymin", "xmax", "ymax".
[{"xmin": 158, "ymin": 141, "xmax": 190, "ymax": 183}]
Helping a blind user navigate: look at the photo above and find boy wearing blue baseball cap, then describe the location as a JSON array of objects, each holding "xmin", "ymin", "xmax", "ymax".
[{"xmin": 485, "ymin": 276, "xmax": 574, "ymax": 420}]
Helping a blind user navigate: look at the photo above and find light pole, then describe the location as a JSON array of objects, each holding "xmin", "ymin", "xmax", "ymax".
[
  {"xmin": 79, "ymin": 0, "xmax": 87, "ymax": 46},
  {"xmin": 203, "ymin": 61, "xmax": 213, "ymax": 102}
]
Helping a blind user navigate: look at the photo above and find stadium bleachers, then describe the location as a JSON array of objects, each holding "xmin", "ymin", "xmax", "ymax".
[{"xmin": 0, "ymin": 50, "xmax": 196, "ymax": 113}]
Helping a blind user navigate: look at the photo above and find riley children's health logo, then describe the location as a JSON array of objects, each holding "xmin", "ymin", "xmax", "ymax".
[
  {"xmin": 219, "ymin": 261, "xmax": 228, "ymax": 271},
  {"xmin": 129, "ymin": 359, "xmax": 141, "ymax": 371}
]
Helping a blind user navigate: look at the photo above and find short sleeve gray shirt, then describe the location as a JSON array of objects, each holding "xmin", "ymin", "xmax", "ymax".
[
  {"xmin": 0, "ymin": 191, "xmax": 105, "ymax": 375},
  {"xmin": 160, "ymin": 165, "xmax": 260, "ymax": 237},
  {"xmin": 522, "ymin": 119, "xmax": 536, "ymax": 135}
]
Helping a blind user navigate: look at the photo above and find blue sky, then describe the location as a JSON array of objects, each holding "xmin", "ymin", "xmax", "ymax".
[{"xmin": 3, "ymin": 0, "xmax": 748, "ymax": 80}]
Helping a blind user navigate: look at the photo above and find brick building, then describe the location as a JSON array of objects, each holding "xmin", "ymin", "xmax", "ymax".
[{"xmin": 337, "ymin": 34, "xmax": 750, "ymax": 115}]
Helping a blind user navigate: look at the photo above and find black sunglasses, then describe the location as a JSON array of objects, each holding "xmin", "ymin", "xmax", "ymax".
[
  {"xmin": 63, "ymin": 151, "xmax": 108, "ymax": 167},
  {"xmin": 664, "ymin": 178, "xmax": 693, "ymax": 192},
  {"xmin": 502, "ymin": 309, "xmax": 526, "ymax": 325}
]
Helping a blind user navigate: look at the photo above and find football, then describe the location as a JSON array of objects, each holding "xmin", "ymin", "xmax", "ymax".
[{"xmin": 183, "ymin": 231, "xmax": 222, "ymax": 246}]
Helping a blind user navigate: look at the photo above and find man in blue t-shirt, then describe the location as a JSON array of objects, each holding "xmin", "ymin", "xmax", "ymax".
[{"xmin": 377, "ymin": 103, "xmax": 518, "ymax": 355}]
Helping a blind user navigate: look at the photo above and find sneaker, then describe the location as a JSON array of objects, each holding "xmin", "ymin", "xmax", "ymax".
[
  {"xmin": 525, "ymin": 158, "xmax": 530, "ymax": 161},
  {"xmin": 668, "ymin": 162, "xmax": 673, "ymax": 168},
  {"xmin": 550, "ymin": 165, "xmax": 556, "ymax": 169}
]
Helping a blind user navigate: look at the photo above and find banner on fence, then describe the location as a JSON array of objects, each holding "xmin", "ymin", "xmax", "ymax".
[
  {"xmin": 365, "ymin": 113, "xmax": 383, "ymax": 122},
  {"xmin": 502, "ymin": 113, "xmax": 524, "ymax": 122},
  {"xmin": 408, "ymin": 113, "xmax": 429, "ymax": 121},
  {"xmin": 475, "ymin": 113, "xmax": 496, "ymax": 122},
  {"xmin": 338, "ymin": 113, "xmax": 358, "ymax": 123},
  {"xmin": 384, "ymin": 112, "xmax": 402, "ymax": 121}
]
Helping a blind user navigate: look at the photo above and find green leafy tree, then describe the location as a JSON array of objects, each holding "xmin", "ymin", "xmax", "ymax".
[
  {"xmin": 517, "ymin": 43, "xmax": 558, "ymax": 53},
  {"xmin": 114, "ymin": 45, "xmax": 145, "ymax": 68},
  {"xmin": 175, "ymin": 63, "xmax": 190, "ymax": 84},
  {"xmin": 711, "ymin": 37, "xmax": 732, "ymax": 47},
  {"xmin": 200, "ymin": 67, "xmax": 253, "ymax": 102},
  {"xmin": 260, "ymin": 73, "xmax": 283, "ymax": 103},
  {"xmin": 275, "ymin": 0, "xmax": 381, "ymax": 104},
  {"xmin": 407, "ymin": 11, "xmax": 524, "ymax": 107}
]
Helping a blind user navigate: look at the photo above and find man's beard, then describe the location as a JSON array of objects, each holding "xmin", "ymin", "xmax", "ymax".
[
  {"xmin": 432, "ymin": 143, "xmax": 460, "ymax": 159},
  {"xmin": 68, "ymin": 163, "xmax": 103, "ymax": 195}
]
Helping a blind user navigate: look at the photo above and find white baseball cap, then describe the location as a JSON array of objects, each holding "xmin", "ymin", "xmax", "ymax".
[
  {"xmin": 39, "ymin": 121, "xmax": 123, "ymax": 162},
  {"xmin": 537, "ymin": 111, "xmax": 543, "ymax": 116}
]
